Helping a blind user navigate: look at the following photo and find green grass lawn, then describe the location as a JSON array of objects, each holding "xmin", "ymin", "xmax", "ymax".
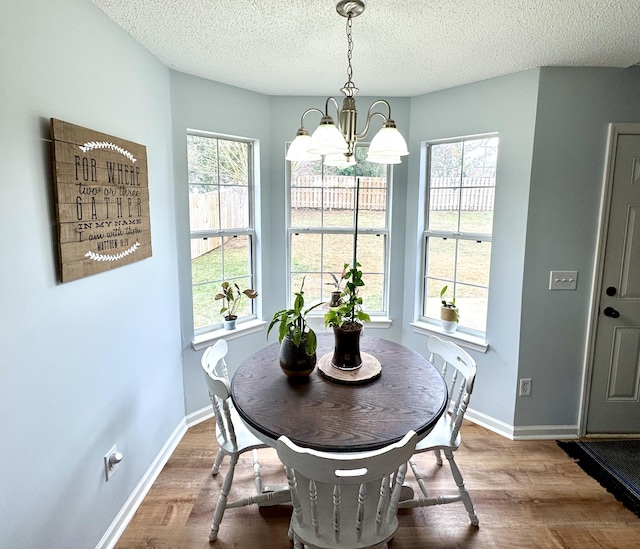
[{"xmin": 192, "ymin": 210, "xmax": 492, "ymax": 330}]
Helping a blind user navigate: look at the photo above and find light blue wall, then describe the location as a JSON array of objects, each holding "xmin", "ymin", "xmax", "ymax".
[
  {"xmin": 1, "ymin": 1, "xmax": 183, "ymax": 547},
  {"xmin": 169, "ymin": 71, "xmax": 276, "ymax": 414},
  {"xmin": 402, "ymin": 70, "xmax": 541, "ymax": 427},
  {"xmin": 516, "ymin": 67, "xmax": 640, "ymax": 427}
]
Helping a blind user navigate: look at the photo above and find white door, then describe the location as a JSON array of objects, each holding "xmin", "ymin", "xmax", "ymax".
[{"xmin": 586, "ymin": 126, "xmax": 640, "ymax": 434}]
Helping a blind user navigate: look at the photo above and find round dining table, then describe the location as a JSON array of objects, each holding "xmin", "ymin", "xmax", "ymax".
[{"xmin": 231, "ymin": 334, "xmax": 448, "ymax": 452}]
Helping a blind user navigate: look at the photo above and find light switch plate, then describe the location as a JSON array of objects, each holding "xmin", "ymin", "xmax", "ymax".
[{"xmin": 549, "ymin": 271, "xmax": 578, "ymax": 290}]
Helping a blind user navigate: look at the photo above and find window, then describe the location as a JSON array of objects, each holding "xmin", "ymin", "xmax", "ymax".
[
  {"xmin": 187, "ymin": 133, "xmax": 257, "ymax": 332},
  {"xmin": 421, "ymin": 135, "xmax": 498, "ymax": 335},
  {"xmin": 288, "ymin": 145, "xmax": 390, "ymax": 314}
]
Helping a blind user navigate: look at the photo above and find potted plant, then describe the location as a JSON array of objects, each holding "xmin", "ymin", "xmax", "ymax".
[
  {"xmin": 268, "ymin": 278, "xmax": 323, "ymax": 377},
  {"xmin": 215, "ymin": 281, "xmax": 258, "ymax": 330},
  {"xmin": 324, "ymin": 262, "xmax": 371, "ymax": 370},
  {"xmin": 439, "ymin": 285, "xmax": 459, "ymax": 333}
]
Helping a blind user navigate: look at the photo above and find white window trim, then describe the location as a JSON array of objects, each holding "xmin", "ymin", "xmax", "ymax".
[
  {"xmin": 410, "ymin": 320, "xmax": 489, "ymax": 353},
  {"xmin": 187, "ymin": 130, "xmax": 259, "ymax": 336},
  {"xmin": 417, "ymin": 133, "xmax": 498, "ymax": 340},
  {"xmin": 192, "ymin": 319, "xmax": 267, "ymax": 351}
]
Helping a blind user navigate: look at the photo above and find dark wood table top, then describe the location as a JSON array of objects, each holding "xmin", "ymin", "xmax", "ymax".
[{"xmin": 231, "ymin": 334, "xmax": 448, "ymax": 452}]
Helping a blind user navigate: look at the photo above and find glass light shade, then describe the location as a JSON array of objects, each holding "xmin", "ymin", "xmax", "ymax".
[
  {"xmin": 368, "ymin": 126, "xmax": 409, "ymax": 156},
  {"xmin": 286, "ymin": 134, "xmax": 321, "ymax": 161},
  {"xmin": 324, "ymin": 153, "xmax": 357, "ymax": 167},
  {"xmin": 307, "ymin": 122, "xmax": 349, "ymax": 155},
  {"xmin": 366, "ymin": 153, "xmax": 402, "ymax": 164}
]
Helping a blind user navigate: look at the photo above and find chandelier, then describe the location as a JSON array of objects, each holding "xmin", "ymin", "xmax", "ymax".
[{"xmin": 286, "ymin": 0, "xmax": 409, "ymax": 167}]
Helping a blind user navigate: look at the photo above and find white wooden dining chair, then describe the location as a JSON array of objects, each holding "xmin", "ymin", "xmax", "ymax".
[
  {"xmin": 277, "ymin": 430, "xmax": 418, "ymax": 549},
  {"xmin": 201, "ymin": 339, "xmax": 290, "ymax": 542},
  {"xmin": 398, "ymin": 335, "xmax": 479, "ymax": 526}
]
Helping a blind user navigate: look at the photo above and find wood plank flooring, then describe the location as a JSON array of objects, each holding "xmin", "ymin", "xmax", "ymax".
[{"xmin": 115, "ymin": 420, "xmax": 639, "ymax": 548}]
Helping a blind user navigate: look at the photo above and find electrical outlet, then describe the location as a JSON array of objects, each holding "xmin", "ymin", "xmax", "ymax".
[
  {"xmin": 104, "ymin": 445, "xmax": 123, "ymax": 481},
  {"xmin": 519, "ymin": 378, "xmax": 532, "ymax": 396}
]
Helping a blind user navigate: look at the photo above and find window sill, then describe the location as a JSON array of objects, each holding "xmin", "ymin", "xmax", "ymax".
[
  {"xmin": 305, "ymin": 315, "xmax": 393, "ymax": 333},
  {"xmin": 410, "ymin": 321, "xmax": 489, "ymax": 353},
  {"xmin": 192, "ymin": 319, "xmax": 267, "ymax": 351}
]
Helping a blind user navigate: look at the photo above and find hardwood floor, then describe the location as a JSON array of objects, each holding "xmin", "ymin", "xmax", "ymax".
[{"xmin": 116, "ymin": 420, "xmax": 639, "ymax": 548}]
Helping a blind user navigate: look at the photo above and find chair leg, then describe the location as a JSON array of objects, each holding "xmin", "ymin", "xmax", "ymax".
[
  {"xmin": 434, "ymin": 448, "xmax": 443, "ymax": 466},
  {"xmin": 444, "ymin": 450, "xmax": 479, "ymax": 526},
  {"xmin": 209, "ymin": 454, "xmax": 239, "ymax": 541},
  {"xmin": 211, "ymin": 448, "xmax": 225, "ymax": 476},
  {"xmin": 408, "ymin": 458, "xmax": 430, "ymax": 498},
  {"xmin": 252, "ymin": 449, "xmax": 263, "ymax": 494}
]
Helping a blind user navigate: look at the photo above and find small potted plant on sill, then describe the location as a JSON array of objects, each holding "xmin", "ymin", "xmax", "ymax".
[
  {"xmin": 324, "ymin": 262, "xmax": 370, "ymax": 370},
  {"xmin": 440, "ymin": 285, "xmax": 459, "ymax": 334},
  {"xmin": 215, "ymin": 281, "xmax": 258, "ymax": 330},
  {"xmin": 268, "ymin": 278, "xmax": 323, "ymax": 377}
]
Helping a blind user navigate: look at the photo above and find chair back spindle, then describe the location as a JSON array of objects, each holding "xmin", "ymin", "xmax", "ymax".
[{"xmin": 277, "ymin": 431, "xmax": 417, "ymax": 548}]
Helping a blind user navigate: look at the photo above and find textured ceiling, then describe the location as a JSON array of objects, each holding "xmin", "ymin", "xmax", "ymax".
[{"xmin": 90, "ymin": 0, "xmax": 640, "ymax": 97}]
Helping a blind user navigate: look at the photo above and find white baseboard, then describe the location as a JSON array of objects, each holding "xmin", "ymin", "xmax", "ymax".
[
  {"xmin": 464, "ymin": 408, "xmax": 579, "ymax": 440},
  {"xmin": 95, "ymin": 417, "xmax": 189, "ymax": 549},
  {"xmin": 95, "ymin": 406, "xmax": 213, "ymax": 549}
]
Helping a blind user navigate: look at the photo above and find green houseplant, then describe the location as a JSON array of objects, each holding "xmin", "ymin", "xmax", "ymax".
[
  {"xmin": 268, "ymin": 279, "xmax": 322, "ymax": 376},
  {"xmin": 215, "ymin": 281, "xmax": 258, "ymax": 329},
  {"xmin": 324, "ymin": 262, "xmax": 370, "ymax": 370},
  {"xmin": 439, "ymin": 285, "xmax": 459, "ymax": 333}
]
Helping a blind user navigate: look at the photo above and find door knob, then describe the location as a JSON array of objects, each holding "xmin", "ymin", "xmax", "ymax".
[{"xmin": 603, "ymin": 307, "xmax": 620, "ymax": 318}]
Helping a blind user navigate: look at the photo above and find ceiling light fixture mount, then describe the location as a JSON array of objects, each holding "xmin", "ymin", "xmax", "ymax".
[{"xmin": 286, "ymin": 0, "xmax": 409, "ymax": 166}]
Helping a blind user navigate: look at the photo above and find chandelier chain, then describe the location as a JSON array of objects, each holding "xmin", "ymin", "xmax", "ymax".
[{"xmin": 345, "ymin": 14, "xmax": 355, "ymax": 88}]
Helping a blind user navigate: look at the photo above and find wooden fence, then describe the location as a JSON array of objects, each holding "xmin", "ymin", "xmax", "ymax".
[
  {"xmin": 190, "ymin": 175, "xmax": 494, "ymax": 258},
  {"xmin": 291, "ymin": 176, "xmax": 386, "ymax": 211},
  {"xmin": 189, "ymin": 187, "xmax": 247, "ymax": 259},
  {"xmin": 291, "ymin": 175, "xmax": 494, "ymax": 211}
]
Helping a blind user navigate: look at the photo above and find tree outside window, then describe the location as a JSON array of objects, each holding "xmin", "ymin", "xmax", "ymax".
[
  {"xmin": 422, "ymin": 135, "xmax": 498, "ymax": 335},
  {"xmin": 187, "ymin": 133, "xmax": 256, "ymax": 331}
]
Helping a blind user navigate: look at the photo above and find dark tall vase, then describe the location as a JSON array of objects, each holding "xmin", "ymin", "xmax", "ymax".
[
  {"xmin": 332, "ymin": 322, "xmax": 363, "ymax": 370},
  {"xmin": 279, "ymin": 334, "xmax": 316, "ymax": 377}
]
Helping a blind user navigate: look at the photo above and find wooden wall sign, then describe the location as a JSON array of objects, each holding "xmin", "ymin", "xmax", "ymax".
[{"xmin": 50, "ymin": 119, "xmax": 152, "ymax": 282}]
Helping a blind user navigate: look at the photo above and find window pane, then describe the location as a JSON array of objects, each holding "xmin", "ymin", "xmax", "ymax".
[
  {"xmin": 193, "ymin": 281, "xmax": 217, "ymax": 329},
  {"xmin": 360, "ymin": 273, "xmax": 384, "ymax": 312},
  {"xmin": 424, "ymin": 277, "xmax": 444, "ymax": 320},
  {"xmin": 459, "ymin": 187, "xmax": 494, "ymax": 234},
  {"xmin": 456, "ymin": 283, "xmax": 488, "ymax": 333},
  {"xmin": 457, "ymin": 240, "xmax": 492, "ymax": 288},
  {"xmin": 461, "ymin": 137, "xmax": 498, "ymax": 184},
  {"xmin": 291, "ymin": 182, "xmax": 322, "ymax": 227},
  {"xmin": 187, "ymin": 135, "xmax": 219, "ymax": 186},
  {"xmin": 357, "ymin": 178, "xmax": 387, "ymax": 229},
  {"xmin": 426, "ymin": 236, "xmax": 456, "ymax": 281},
  {"xmin": 323, "ymin": 233, "xmax": 356, "ymax": 274},
  {"xmin": 356, "ymin": 234, "xmax": 385, "ymax": 274},
  {"xmin": 191, "ymin": 235, "xmax": 253, "ymax": 329},
  {"xmin": 324, "ymin": 186, "xmax": 355, "ymax": 228},
  {"xmin": 292, "ymin": 233, "xmax": 321, "ymax": 272},
  {"xmin": 189, "ymin": 185, "xmax": 220, "ymax": 232},
  {"xmin": 218, "ymin": 140, "xmax": 248, "ymax": 186},
  {"xmin": 292, "ymin": 272, "xmax": 322, "ymax": 307},
  {"xmin": 191, "ymin": 237, "xmax": 222, "ymax": 284},
  {"xmin": 429, "ymin": 188, "xmax": 460, "ymax": 232},
  {"xmin": 431, "ymin": 142, "xmax": 462, "ymax": 180},
  {"xmin": 220, "ymin": 186, "xmax": 249, "ymax": 229}
]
